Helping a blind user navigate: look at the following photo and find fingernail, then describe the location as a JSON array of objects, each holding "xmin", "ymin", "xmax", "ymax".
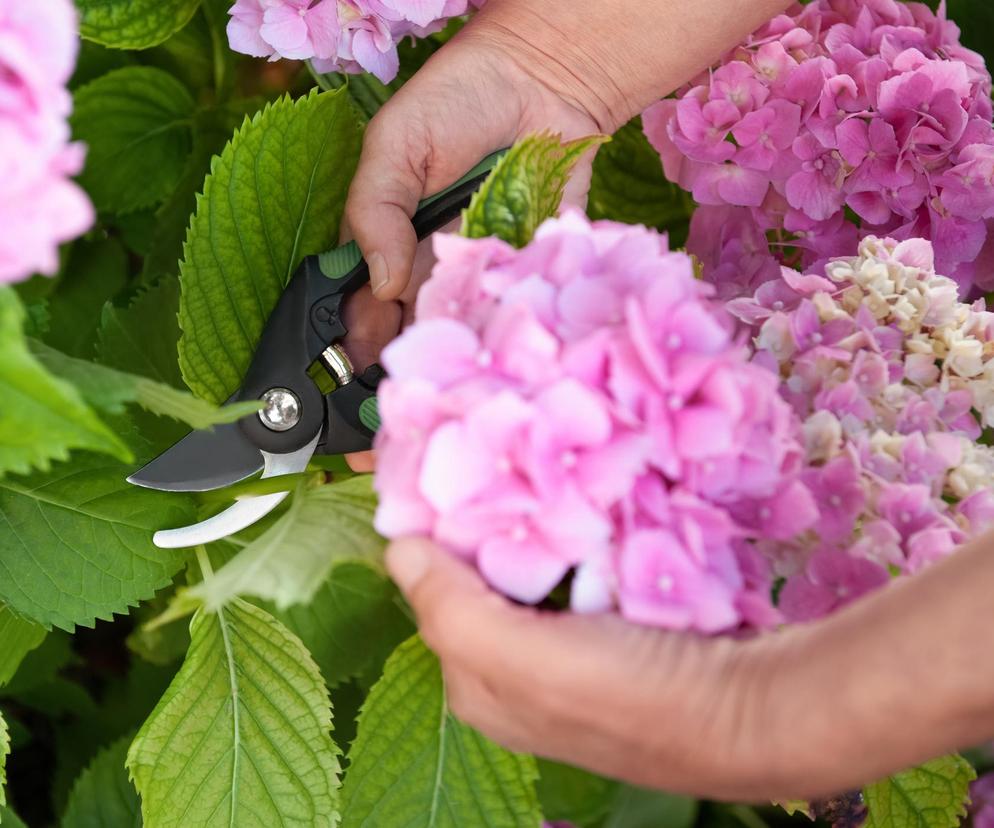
[
  {"xmin": 386, "ymin": 539, "xmax": 430, "ymax": 592},
  {"xmin": 369, "ymin": 252, "xmax": 389, "ymax": 295}
]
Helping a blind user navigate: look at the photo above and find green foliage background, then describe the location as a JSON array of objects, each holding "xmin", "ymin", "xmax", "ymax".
[{"xmin": 0, "ymin": 0, "xmax": 989, "ymax": 826}]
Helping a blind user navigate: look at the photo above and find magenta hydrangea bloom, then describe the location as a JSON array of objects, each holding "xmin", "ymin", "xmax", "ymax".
[
  {"xmin": 227, "ymin": 0, "xmax": 484, "ymax": 83},
  {"xmin": 644, "ymin": 0, "xmax": 994, "ymax": 295},
  {"xmin": 0, "ymin": 0, "xmax": 93, "ymax": 283},
  {"xmin": 375, "ymin": 213, "xmax": 809, "ymax": 633},
  {"xmin": 731, "ymin": 236, "xmax": 994, "ymax": 621},
  {"xmin": 972, "ymin": 774, "xmax": 994, "ymax": 828}
]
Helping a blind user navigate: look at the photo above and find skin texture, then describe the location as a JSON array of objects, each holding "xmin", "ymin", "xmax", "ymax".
[
  {"xmin": 340, "ymin": 0, "xmax": 994, "ymax": 798},
  {"xmin": 386, "ymin": 532, "xmax": 994, "ymax": 801}
]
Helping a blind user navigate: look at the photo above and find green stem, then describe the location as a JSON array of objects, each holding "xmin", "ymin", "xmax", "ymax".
[
  {"xmin": 726, "ymin": 805, "xmax": 771, "ymax": 828},
  {"xmin": 197, "ymin": 472, "xmax": 317, "ymax": 503},
  {"xmin": 196, "ymin": 545, "xmax": 214, "ymax": 579},
  {"xmin": 306, "ymin": 60, "xmax": 335, "ymax": 92}
]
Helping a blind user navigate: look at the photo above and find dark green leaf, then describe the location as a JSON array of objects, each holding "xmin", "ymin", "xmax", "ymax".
[
  {"xmin": 0, "ymin": 454, "xmax": 192, "ymax": 630},
  {"xmin": 178, "ymin": 89, "xmax": 363, "ymax": 403},
  {"xmin": 462, "ymin": 132, "xmax": 607, "ymax": 247},
  {"xmin": 273, "ymin": 561, "xmax": 414, "ymax": 688},
  {"xmin": 588, "ymin": 118, "xmax": 695, "ymax": 245},
  {"xmin": 72, "ymin": 67, "xmax": 195, "ymax": 214},
  {"xmin": 537, "ymin": 759, "xmax": 618, "ymax": 827},
  {"xmin": 0, "ymin": 607, "xmax": 46, "ymax": 687},
  {"xmin": 77, "ymin": 0, "xmax": 203, "ymax": 50},
  {"xmin": 61, "ymin": 736, "xmax": 140, "ymax": 828},
  {"xmin": 44, "ymin": 238, "xmax": 128, "ymax": 359},
  {"xmin": 341, "ymin": 635, "xmax": 542, "ymax": 827},
  {"xmin": 601, "ymin": 785, "xmax": 699, "ymax": 828}
]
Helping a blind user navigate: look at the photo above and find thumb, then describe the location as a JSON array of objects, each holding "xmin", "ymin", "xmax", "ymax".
[{"xmin": 343, "ymin": 121, "xmax": 425, "ymax": 300}]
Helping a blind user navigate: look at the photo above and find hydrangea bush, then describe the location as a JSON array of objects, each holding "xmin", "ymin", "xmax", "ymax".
[
  {"xmin": 228, "ymin": 0, "xmax": 485, "ymax": 81},
  {"xmin": 1, "ymin": 0, "xmax": 993, "ymax": 826},
  {"xmin": 645, "ymin": 0, "xmax": 994, "ymax": 295}
]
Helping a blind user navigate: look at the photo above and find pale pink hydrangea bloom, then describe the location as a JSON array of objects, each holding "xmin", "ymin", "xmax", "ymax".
[
  {"xmin": 731, "ymin": 236, "xmax": 994, "ymax": 621},
  {"xmin": 227, "ymin": 0, "xmax": 484, "ymax": 83},
  {"xmin": 375, "ymin": 213, "xmax": 810, "ymax": 633},
  {"xmin": 644, "ymin": 0, "xmax": 994, "ymax": 295},
  {"xmin": 0, "ymin": 0, "xmax": 93, "ymax": 283}
]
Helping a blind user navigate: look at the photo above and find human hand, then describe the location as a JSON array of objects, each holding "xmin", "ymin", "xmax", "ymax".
[{"xmin": 385, "ymin": 533, "xmax": 994, "ymax": 802}]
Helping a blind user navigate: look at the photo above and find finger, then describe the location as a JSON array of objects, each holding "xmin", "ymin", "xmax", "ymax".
[
  {"xmin": 345, "ymin": 451, "xmax": 375, "ymax": 472},
  {"xmin": 344, "ymin": 117, "xmax": 429, "ymax": 300},
  {"xmin": 342, "ymin": 284, "xmax": 402, "ymax": 371}
]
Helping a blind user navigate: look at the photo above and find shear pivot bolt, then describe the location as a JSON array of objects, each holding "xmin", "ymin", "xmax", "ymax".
[{"xmin": 259, "ymin": 388, "xmax": 301, "ymax": 432}]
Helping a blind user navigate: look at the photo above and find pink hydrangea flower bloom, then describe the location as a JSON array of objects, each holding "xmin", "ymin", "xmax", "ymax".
[
  {"xmin": 375, "ymin": 213, "xmax": 809, "ymax": 632},
  {"xmin": 0, "ymin": 0, "xmax": 93, "ymax": 283},
  {"xmin": 228, "ymin": 0, "xmax": 485, "ymax": 83},
  {"xmin": 732, "ymin": 236, "xmax": 994, "ymax": 620},
  {"xmin": 644, "ymin": 0, "xmax": 994, "ymax": 295}
]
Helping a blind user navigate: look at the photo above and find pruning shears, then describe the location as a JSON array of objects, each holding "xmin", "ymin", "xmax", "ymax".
[{"xmin": 128, "ymin": 150, "xmax": 506, "ymax": 549}]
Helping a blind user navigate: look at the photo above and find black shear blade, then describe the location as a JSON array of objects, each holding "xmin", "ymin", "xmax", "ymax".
[{"xmin": 127, "ymin": 421, "xmax": 264, "ymax": 493}]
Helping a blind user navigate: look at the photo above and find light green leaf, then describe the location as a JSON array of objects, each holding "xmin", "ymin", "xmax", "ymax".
[
  {"xmin": 273, "ymin": 561, "xmax": 413, "ymax": 688},
  {"xmin": 43, "ymin": 238, "xmax": 128, "ymax": 358},
  {"xmin": 461, "ymin": 132, "xmax": 607, "ymax": 248},
  {"xmin": 863, "ymin": 754, "xmax": 975, "ymax": 828},
  {"xmin": 98, "ymin": 279, "xmax": 183, "ymax": 388},
  {"xmin": 178, "ymin": 89, "xmax": 363, "ymax": 404},
  {"xmin": 77, "ymin": 0, "xmax": 203, "ymax": 50},
  {"xmin": 536, "ymin": 759, "xmax": 618, "ymax": 827},
  {"xmin": 72, "ymin": 67, "xmax": 195, "ymax": 213},
  {"xmin": 588, "ymin": 118, "xmax": 695, "ymax": 245},
  {"xmin": 0, "ymin": 710, "xmax": 8, "ymax": 813},
  {"xmin": 62, "ymin": 735, "xmax": 140, "ymax": 828},
  {"xmin": 127, "ymin": 600, "xmax": 341, "ymax": 827},
  {"xmin": 341, "ymin": 635, "xmax": 542, "ymax": 827},
  {"xmin": 0, "ymin": 804, "xmax": 26, "ymax": 828},
  {"xmin": 190, "ymin": 477, "xmax": 384, "ymax": 612},
  {"xmin": 0, "ymin": 287, "xmax": 130, "ymax": 477},
  {"xmin": 31, "ymin": 339, "xmax": 261, "ymax": 431},
  {"xmin": 0, "ymin": 606, "xmax": 46, "ymax": 686},
  {"xmin": 0, "ymin": 454, "xmax": 193, "ymax": 630}
]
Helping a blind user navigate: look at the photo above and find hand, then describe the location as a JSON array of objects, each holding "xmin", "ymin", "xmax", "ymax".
[
  {"xmin": 386, "ymin": 533, "xmax": 994, "ymax": 802},
  {"xmin": 340, "ymin": 13, "xmax": 606, "ymax": 470}
]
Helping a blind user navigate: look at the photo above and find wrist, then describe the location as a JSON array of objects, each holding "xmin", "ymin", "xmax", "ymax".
[{"xmin": 460, "ymin": 4, "xmax": 639, "ymax": 133}]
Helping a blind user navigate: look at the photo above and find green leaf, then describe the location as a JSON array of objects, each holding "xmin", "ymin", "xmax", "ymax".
[
  {"xmin": 536, "ymin": 759, "xmax": 617, "ymax": 827},
  {"xmin": 863, "ymin": 755, "xmax": 975, "ymax": 828},
  {"xmin": 98, "ymin": 279, "xmax": 183, "ymax": 388},
  {"xmin": 190, "ymin": 476, "xmax": 384, "ymax": 612},
  {"xmin": 143, "ymin": 101, "xmax": 265, "ymax": 282},
  {"xmin": 43, "ymin": 238, "xmax": 128, "ymax": 358},
  {"xmin": 340, "ymin": 635, "xmax": 542, "ymax": 827},
  {"xmin": 588, "ymin": 118, "xmax": 695, "ymax": 244},
  {"xmin": 0, "ymin": 287, "xmax": 130, "ymax": 477},
  {"xmin": 61, "ymin": 735, "xmax": 140, "ymax": 828},
  {"xmin": 461, "ymin": 132, "xmax": 607, "ymax": 248},
  {"xmin": 77, "ymin": 0, "xmax": 203, "ymax": 50},
  {"xmin": 947, "ymin": 0, "xmax": 994, "ymax": 66},
  {"xmin": 273, "ymin": 561, "xmax": 414, "ymax": 688},
  {"xmin": 31, "ymin": 339, "xmax": 261, "ymax": 431},
  {"xmin": 127, "ymin": 600, "xmax": 341, "ymax": 826},
  {"xmin": 178, "ymin": 89, "xmax": 363, "ymax": 404},
  {"xmin": 0, "ymin": 804, "xmax": 26, "ymax": 828},
  {"xmin": 0, "ymin": 454, "xmax": 192, "ymax": 630},
  {"xmin": 0, "ymin": 606, "xmax": 46, "ymax": 687},
  {"xmin": 600, "ymin": 785, "xmax": 698, "ymax": 828},
  {"xmin": 72, "ymin": 67, "xmax": 195, "ymax": 213}
]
